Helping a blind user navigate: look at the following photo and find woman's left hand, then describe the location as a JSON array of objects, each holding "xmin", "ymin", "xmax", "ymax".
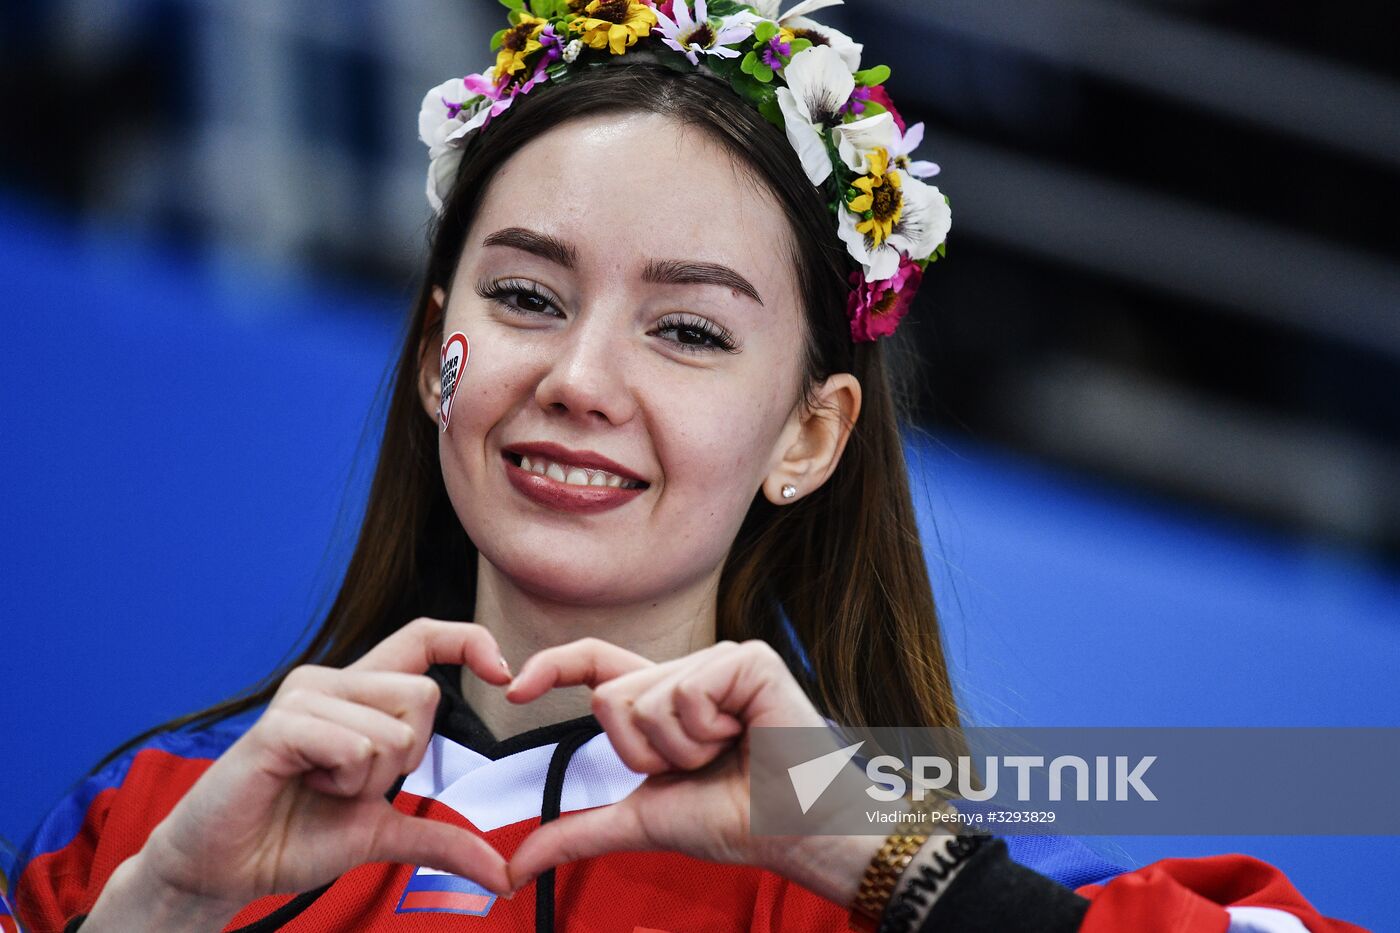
[{"xmin": 502, "ymin": 637, "xmax": 863, "ymax": 897}]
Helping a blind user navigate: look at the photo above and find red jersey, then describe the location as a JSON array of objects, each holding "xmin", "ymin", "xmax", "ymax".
[{"xmin": 8, "ymin": 667, "xmax": 1370, "ymax": 932}]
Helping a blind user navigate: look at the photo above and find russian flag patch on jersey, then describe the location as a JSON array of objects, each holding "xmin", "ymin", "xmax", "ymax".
[{"xmin": 395, "ymin": 867, "xmax": 496, "ymax": 916}]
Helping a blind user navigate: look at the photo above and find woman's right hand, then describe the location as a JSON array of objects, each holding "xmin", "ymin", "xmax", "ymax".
[{"xmin": 86, "ymin": 619, "xmax": 513, "ymax": 930}]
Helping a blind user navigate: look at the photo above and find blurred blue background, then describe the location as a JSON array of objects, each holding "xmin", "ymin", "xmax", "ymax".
[
  {"xmin": 3, "ymin": 195, "xmax": 1397, "ymax": 926},
  {"xmin": 2, "ymin": 0, "xmax": 1398, "ymax": 928}
]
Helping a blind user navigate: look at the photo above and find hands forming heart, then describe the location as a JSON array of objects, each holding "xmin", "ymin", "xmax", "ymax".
[
  {"xmin": 93, "ymin": 618, "xmax": 836, "ymax": 928},
  {"xmin": 502, "ymin": 634, "xmax": 829, "ymax": 893}
]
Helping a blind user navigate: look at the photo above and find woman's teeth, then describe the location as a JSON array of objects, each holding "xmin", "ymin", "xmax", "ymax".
[{"xmin": 518, "ymin": 455, "xmax": 643, "ymax": 489}]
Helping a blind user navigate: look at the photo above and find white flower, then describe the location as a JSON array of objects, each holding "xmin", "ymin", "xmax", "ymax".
[
  {"xmin": 836, "ymin": 170, "xmax": 950, "ymax": 280},
  {"xmin": 418, "ymin": 77, "xmax": 478, "ymax": 158},
  {"xmin": 782, "ymin": 16, "xmax": 861, "ymax": 72},
  {"xmin": 426, "ymin": 149, "xmax": 464, "ymax": 215},
  {"xmin": 773, "ymin": 44, "xmax": 854, "ymax": 185},
  {"xmin": 833, "ymin": 110, "xmax": 895, "ymax": 174},
  {"xmin": 751, "ymin": 0, "xmax": 843, "ymax": 23},
  {"xmin": 563, "ymin": 38, "xmax": 583, "ymax": 63},
  {"xmin": 891, "ymin": 120, "xmax": 940, "ymax": 178},
  {"xmin": 751, "ymin": 0, "xmax": 862, "ymax": 71},
  {"xmin": 420, "ymin": 66, "xmax": 520, "ymax": 213},
  {"xmin": 654, "ymin": 0, "xmax": 760, "ymax": 66}
]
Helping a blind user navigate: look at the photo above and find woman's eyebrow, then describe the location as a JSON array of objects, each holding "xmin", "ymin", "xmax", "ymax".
[
  {"xmin": 641, "ymin": 258, "xmax": 764, "ymax": 307},
  {"xmin": 481, "ymin": 227, "xmax": 578, "ymax": 268},
  {"xmin": 481, "ymin": 227, "xmax": 762, "ymax": 307}
]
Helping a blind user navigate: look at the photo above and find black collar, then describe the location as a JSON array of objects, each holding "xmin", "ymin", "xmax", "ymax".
[{"xmin": 425, "ymin": 664, "xmax": 603, "ymax": 760}]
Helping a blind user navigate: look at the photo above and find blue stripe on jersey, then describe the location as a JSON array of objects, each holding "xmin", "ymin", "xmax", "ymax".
[
  {"xmin": 1005, "ymin": 833, "xmax": 1124, "ymax": 888},
  {"xmin": 402, "ymin": 873, "xmax": 494, "ymax": 895},
  {"xmin": 11, "ymin": 707, "xmax": 262, "ymax": 886}
]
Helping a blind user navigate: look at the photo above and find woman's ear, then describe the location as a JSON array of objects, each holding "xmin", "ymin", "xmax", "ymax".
[
  {"xmin": 762, "ymin": 373, "xmax": 862, "ymax": 504},
  {"xmin": 415, "ymin": 286, "xmax": 448, "ymax": 425}
]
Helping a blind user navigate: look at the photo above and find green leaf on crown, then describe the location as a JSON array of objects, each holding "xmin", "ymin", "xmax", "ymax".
[
  {"xmin": 499, "ymin": 0, "xmax": 525, "ymax": 11},
  {"xmin": 852, "ymin": 64, "xmax": 890, "ymax": 87},
  {"xmin": 706, "ymin": 0, "xmax": 753, "ymax": 17},
  {"xmin": 490, "ymin": 28, "xmax": 509, "ymax": 51},
  {"xmin": 754, "ymin": 20, "xmax": 778, "ymax": 43},
  {"xmin": 727, "ymin": 71, "xmax": 778, "ymax": 110},
  {"xmin": 740, "ymin": 50, "xmax": 775, "ymax": 83}
]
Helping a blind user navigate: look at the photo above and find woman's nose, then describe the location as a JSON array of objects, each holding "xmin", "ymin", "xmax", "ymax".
[{"xmin": 533, "ymin": 322, "xmax": 637, "ymax": 426}]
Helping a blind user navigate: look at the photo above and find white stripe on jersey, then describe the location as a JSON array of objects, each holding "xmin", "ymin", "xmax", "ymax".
[
  {"xmin": 401, "ymin": 732, "xmax": 646, "ymax": 831},
  {"xmin": 1227, "ymin": 906, "xmax": 1310, "ymax": 932}
]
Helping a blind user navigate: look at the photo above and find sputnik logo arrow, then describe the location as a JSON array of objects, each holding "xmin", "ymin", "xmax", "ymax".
[{"xmin": 787, "ymin": 741, "xmax": 864, "ymax": 814}]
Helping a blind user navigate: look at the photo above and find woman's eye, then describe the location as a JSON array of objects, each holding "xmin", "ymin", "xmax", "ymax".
[
  {"xmin": 475, "ymin": 278, "xmax": 561, "ymax": 317},
  {"xmin": 510, "ymin": 290, "xmax": 554, "ymax": 314},
  {"xmin": 654, "ymin": 315, "xmax": 739, "ymax": 354}
]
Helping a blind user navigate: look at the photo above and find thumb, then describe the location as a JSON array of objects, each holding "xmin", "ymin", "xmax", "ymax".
[
  {"xmin": 373, "ymin": 809, "xmax": 512, "ymax": 896},
  {"xmin": 508, "ymin": 801, "xmax": 650, "ymax": 891}
]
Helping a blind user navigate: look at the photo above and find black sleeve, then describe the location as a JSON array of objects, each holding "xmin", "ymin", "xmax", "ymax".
[{"xmin": 886, "ymin": 839, "xmax": 1090, "ymax": 933}]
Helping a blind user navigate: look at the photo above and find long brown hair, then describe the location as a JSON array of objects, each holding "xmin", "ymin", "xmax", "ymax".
[{"xmin": 101, "ymin": 64, "xmax": 959, "ymax": 767}]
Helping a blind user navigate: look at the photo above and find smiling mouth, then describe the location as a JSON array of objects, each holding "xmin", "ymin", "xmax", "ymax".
[{"xmin": 503, "ymin": 452, "xmax": 649, "ymax": 490}]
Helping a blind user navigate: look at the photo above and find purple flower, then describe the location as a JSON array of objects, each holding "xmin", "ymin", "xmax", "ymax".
[
  {"xmin": 761, "ymin": 35, "xmax": 791, "ymax": 70},
  {"xmin": 841, "ymin": 85, "xmax": 873, "ymax": 118},
  {"xmin": 538, "ymin": 23, "xmax": 564, "ymax": 64}
]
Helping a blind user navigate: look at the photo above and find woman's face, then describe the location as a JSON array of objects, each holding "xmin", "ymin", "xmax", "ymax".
[{"xmin": 426, "ymin": 111, "xmax": 809, "ymax": 606}]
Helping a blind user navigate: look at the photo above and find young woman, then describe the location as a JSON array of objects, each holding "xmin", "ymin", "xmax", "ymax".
[{"xmin": 8, "ymin": 2, "xmax": 1368, "ymax": 931}]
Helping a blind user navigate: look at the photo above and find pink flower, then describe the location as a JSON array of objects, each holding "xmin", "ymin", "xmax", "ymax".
[
  {"xmin": 846, "ymin": 256, "xmax": 923, "ymax": 342},
  {"xmin": 459, "ymin": 68, "xmax": 516, "ymax": 133},
  {"xmin": 457, "ymin": 29, "xmax": 561, "ymax": 136}
]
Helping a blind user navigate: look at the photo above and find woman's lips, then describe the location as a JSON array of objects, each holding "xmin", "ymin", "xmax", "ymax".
[{"xmin": 503, "ymin": 453, "xmax": 646, "ymax": 514}]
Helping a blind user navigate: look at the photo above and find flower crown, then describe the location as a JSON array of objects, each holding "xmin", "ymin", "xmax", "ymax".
[{"xmin": 417, "ymin": 0, "xmax": 949, "ymax": 342}]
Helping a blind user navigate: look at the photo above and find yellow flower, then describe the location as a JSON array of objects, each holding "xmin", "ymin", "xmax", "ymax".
[
  {"xmin": 848, "ymin": 147, "xmax": 903, "ymax": 247},
  {"xmin": 571, "ymin": 0, "xmax": 657, "ymax": 55},
  {"xmin": 496, "ymin": 12, "xmax": 548, "ymax": 77}
]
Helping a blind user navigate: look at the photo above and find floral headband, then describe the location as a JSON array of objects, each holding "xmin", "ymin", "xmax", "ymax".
[{"xmin": 417, "ymin": 0, "xmax": 950, "ymax": 342}]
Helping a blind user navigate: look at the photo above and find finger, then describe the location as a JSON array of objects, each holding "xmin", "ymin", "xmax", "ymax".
[
  {"xmin": 669, "ymin": 645, "xmax": 746, "ymax": 744},
  {"xmin": 506, "ymin": 801, "xmax": 650, "ymax": 893},
  {"xmin": 288, "ymin": 692, "xmax": 419, "ymax": 797},
  {"xmin": 257, "ymin": 709, "xmax": 376, "ymax": 797},
  {"xmin": 279, "ymin": 668, "xmax": 441, "ymax": 773},
  {"xmin": 287, "ymin": 668, "xmax": 441, "ymax": 721},
  {"xmin": 618, "ymin": 643, "xmax": 744, "ymax": 764},
  {"xmin": 722, "ymin": 640, "xmax": 828, "ymax": 728},
  {"xmin": 583, "ymin": 660, "xmax": 700, "ymax": 774},
  {"xmin": 505, "ymin": 638, "xmax": 654, "ymax": 703},
  {"xmin": 371, "ymin": 809, "xmax": 512, "ymax": 897},
  {"xmin": 348, "ymin": 618, "xmax": 510, "ymax": 686},
  {"xmin": 630, "ymin": 669, "xmax": 738, "ymax": 771}
]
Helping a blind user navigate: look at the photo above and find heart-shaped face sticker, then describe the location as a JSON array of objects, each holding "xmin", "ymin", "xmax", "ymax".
[{"xmin": 439, "ymin": 332, "xmax": 469, "ymax": 433}]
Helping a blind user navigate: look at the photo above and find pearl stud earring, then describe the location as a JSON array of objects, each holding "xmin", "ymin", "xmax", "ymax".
[{"xmin": 781, "ymin": 484, "xmax": 797, "ymax": 499}]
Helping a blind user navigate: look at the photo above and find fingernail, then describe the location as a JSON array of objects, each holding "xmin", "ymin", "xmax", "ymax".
[{"xmin": 499, "ymin": 656, "xmax": 511, "ymax": 676}]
